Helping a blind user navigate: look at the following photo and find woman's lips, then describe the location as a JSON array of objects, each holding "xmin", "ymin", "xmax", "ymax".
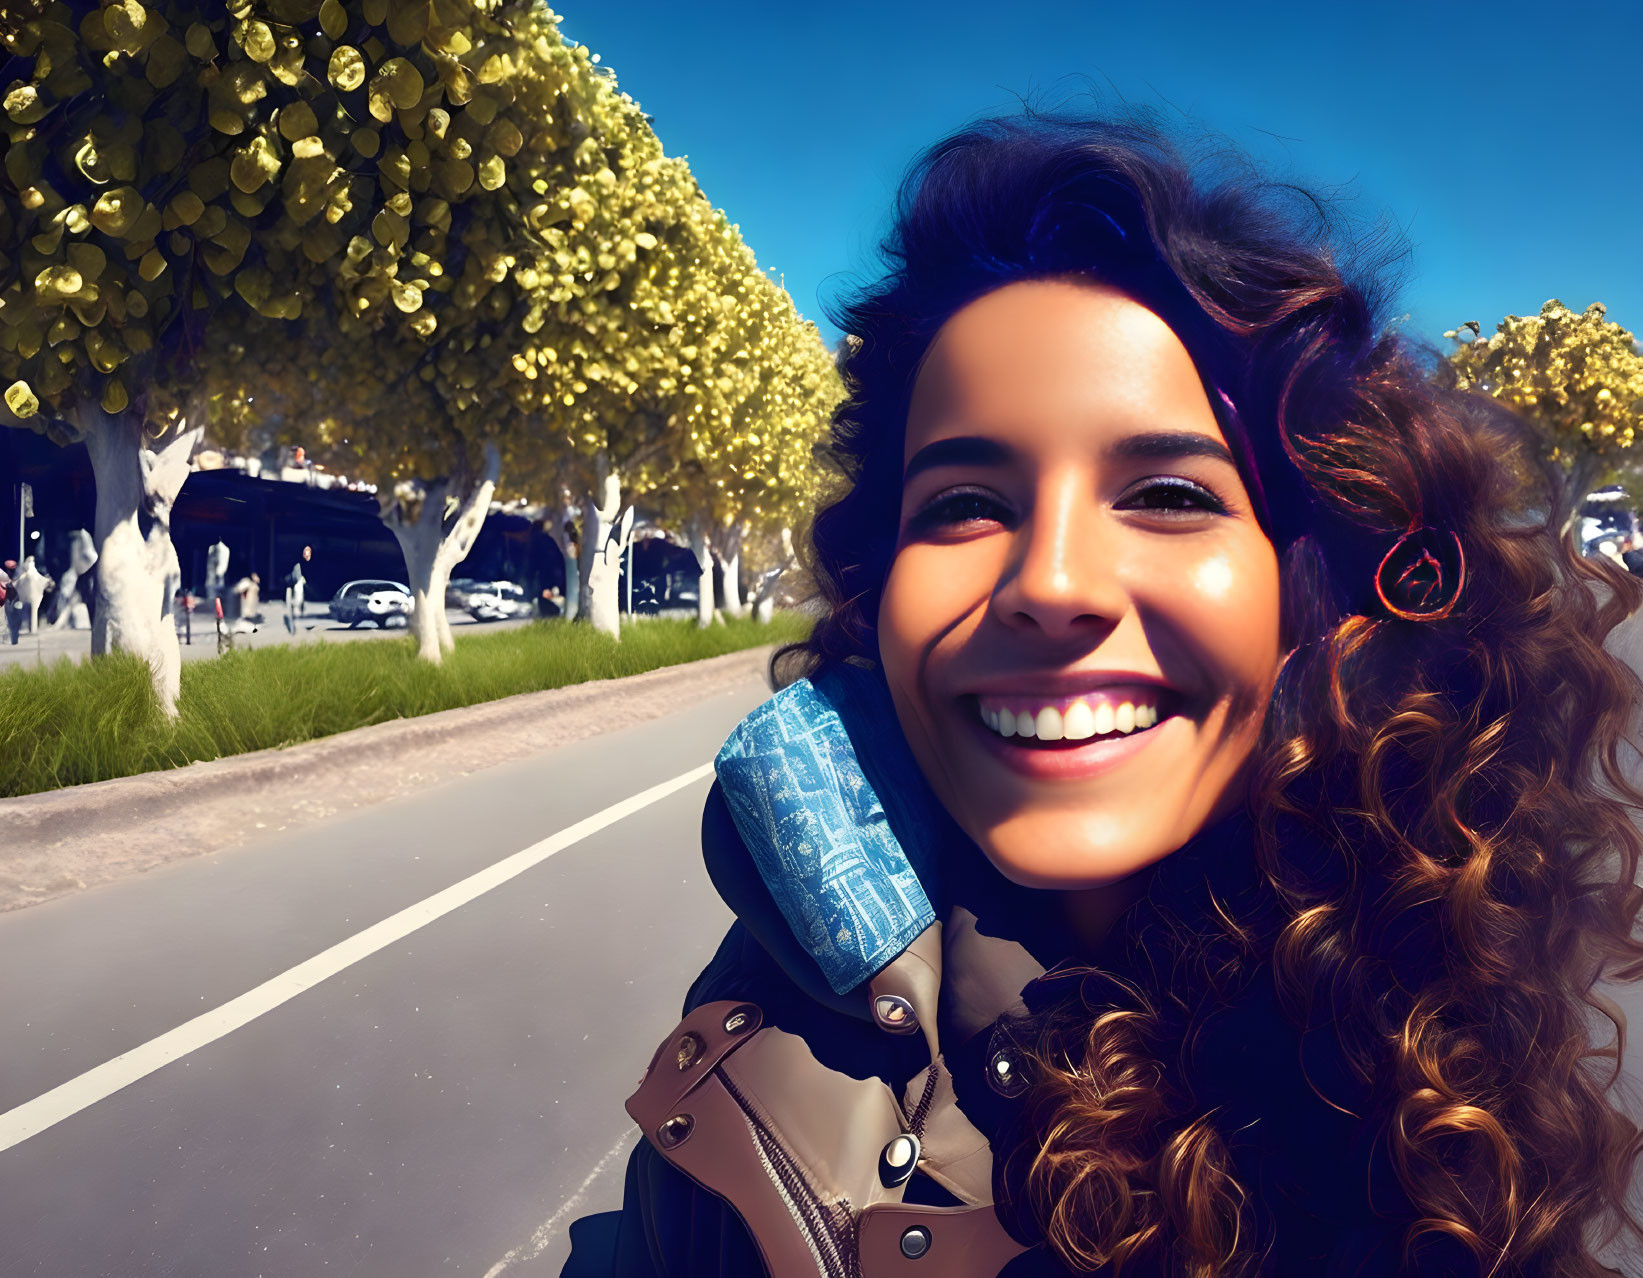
[{"xmin": 962, "ymin": 692, "xmax": 1179, "ymax": 780}]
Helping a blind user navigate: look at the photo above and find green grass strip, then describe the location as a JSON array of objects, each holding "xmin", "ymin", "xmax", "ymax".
[{"xmin": 0, "ymin": 613, "xmax": 810, "ymax": 799}]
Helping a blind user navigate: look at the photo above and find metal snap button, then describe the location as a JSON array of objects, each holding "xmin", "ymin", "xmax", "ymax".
[
  {"xmin": 899, "ymin": 1224, "xmax": 933, "ymax": 1259},
  {"xmin": 675, "ymin": 1032, "xmax": 703, "ymax": 1071},
  {"xmin": 722, "ymin": 1004, "xmax": 762, "ymax": 1035},
  {"xmin": 656, "ymin": 1113, "xmax": 694, "ymax": 1150},
  {"xmin": 873, "ymin": 994, "xmax": 919, "ymax": 1035},
  {"xmin": 987, "ymin": 1047, "xmax": 1027, "ymax": 1098},
  {"xmin": 877, "ymin": 1132, "xmax": 921, "ymax": 1188}
]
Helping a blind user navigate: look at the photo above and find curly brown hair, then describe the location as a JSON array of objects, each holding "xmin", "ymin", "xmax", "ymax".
[{"xmin": 779, "ymin": 105, "xmax": 1643, "ymax": 1275}]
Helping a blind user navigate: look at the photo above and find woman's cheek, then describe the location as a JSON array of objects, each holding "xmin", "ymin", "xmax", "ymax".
[
  {"xmin": 877, "ymin": 551, "xmax": 927, "ymax": 694},
  {"xmin": 1180, "ymin": 540, "xmax": 1283, "ymax": 721},
  {"xmin": 880, "ymin": 540, "xmax": 988, "ymax": 665},
  {"xmin": 1190, "ymin": 552, "xmax": 1238, "ymax": 602}
]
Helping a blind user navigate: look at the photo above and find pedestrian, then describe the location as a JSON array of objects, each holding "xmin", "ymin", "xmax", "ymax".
[
  {"xmin": 48, "ymin": 528, "xmax": 97, "ymax": 630},
  {"xmin": 10, "ymin": 555, "xmax": 52, "ymax": 634},
  {"xmin": 1622, "ymin": 534, "xmax": 1643, "ymax": 578},
  {"xmin": 0, "ymin": 559, "xmax": 17, "ymax": 646},
  {"xmin": 575, "ymin": 109, "xmax": 1643, "ymax": 1277},
  {"xmin": 285, "ymin": 544, "xmax": 311, "ymax": 633},
  {"xmin": 174, "ymin": 589, "xmax": 194, "ymax": 646},
  {"xmin": 229, "ymin": 573, "xmax": 261, "ymax": 625}
]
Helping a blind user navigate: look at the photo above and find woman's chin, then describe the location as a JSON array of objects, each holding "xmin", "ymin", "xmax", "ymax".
[{"xmin": 967, "ymin": 809, "xmax": 1187, "ymax": 892}]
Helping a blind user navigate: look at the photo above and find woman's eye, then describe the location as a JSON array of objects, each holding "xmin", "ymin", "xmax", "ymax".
[
  {"xmin": 1119, "ymin": 477, "xmax": 1227, "ymax": 516},
  {"xmin": 906, "ymin": 489, "xmax": 1012, "ymax": 534}
]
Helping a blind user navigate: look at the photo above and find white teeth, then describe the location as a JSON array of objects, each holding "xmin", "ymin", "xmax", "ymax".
[
  {"xmin": 978, "ymin": 697, "xmax": 1163, "ymax": 740},
  {"xmin": 1063, "ymin": 700, "xmax": 1095, "ymax": 740}
]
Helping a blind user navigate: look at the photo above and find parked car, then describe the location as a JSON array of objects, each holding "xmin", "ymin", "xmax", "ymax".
[
  {"xmin": 467, "ymin": 580, "xmax": 535, "ymax": 622},
  {"xmin": 445, "ymin": 577, "xmax": 488, "ymax": 609},
  {"xmin": 330, "ymin": 579, "xmax": 413, "ymax": 628}
]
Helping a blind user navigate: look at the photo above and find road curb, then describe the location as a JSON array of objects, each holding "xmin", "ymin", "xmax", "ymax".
[{"xmin": 0, "ymin": 645, "xmax": 774, "ymax": 911}]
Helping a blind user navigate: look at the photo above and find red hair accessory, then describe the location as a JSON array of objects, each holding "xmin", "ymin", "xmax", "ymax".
[{"xmin": 1375, "ymin": 526, "xmax": 1465, "ymax": 621}]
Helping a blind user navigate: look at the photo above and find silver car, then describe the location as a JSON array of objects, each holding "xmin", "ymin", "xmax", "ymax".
[
  {"xmin": 467, "ymin": 581, "xmax": 535, "ymax": 622},
  {"xmin": 330, "ymin": 579, "xmax": 414, "ymax": 628}
]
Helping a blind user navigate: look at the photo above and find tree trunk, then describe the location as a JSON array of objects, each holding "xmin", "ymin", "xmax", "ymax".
[
  {"xmin": 687, "ymin": 516, "xmax": 715, "ymax": 629},
  {"xmin": 711, "ymin": 521, "xmax": 748, "ymax": 619},
  {"xmin": 579, "ymin": 451, "xmax": 633, "ymax": 639},
  {"xmin": 543, "ymin": 488, "xmax": 580, "ymax": 621},
  {"xmin": 1562, "ymin": 452, "xmax": 1609, "ymax": 539},
  {"xmin": 383, "ymin": 444, "xmax": 499, "ymax": 664},
  {"xmin": 79, "ymin": 402, "xmax": 203, "ymax": 718},
  {"xmin": 749, "ymin": 526, "xmax": 795, "ymax": 624},
  {"xmin": 719, "ymin": 548, "xmax": 743, "ymax": 617}
]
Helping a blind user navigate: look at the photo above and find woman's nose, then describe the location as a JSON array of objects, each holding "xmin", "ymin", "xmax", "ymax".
[{"xmin": 991, "ymin": 472, "xmax": 1126, "ymax": 639}]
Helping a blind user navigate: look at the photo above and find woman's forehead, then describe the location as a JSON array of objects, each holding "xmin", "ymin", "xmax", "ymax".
[{"xmin": 904, "ymin": 278, "xmax": 1227, "ymax": 466}]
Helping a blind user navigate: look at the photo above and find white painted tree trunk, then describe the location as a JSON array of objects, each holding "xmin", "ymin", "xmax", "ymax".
[
  {"xmin": 718, "ymin": 548, "xmax": 744, "ymax": 618},
  {"xmin": 687, "ymin": 517, "xmax": 715, "ymax": 629},
  {"xmin": 711, "ymin": 521, "xmax": 749, "ymax": 619},
  {"xmin": 79, "ymin": 402, "xmax": 203, "ymax": 718},
  {"xmin": 579, "ymin": 457, "xmax": 632, "ymax": 639},
  {"xmin": 383, "ymin": 444, "xmax": 499, "ymax": 664}
]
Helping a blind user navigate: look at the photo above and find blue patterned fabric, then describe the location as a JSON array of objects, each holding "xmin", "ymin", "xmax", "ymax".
[{"xmin": 714, "ymin": 663, "xmax": 946, "ymax": 995}]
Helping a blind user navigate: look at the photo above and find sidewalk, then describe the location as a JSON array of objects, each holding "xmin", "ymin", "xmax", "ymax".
[
  {"xmin": 0, "ymin": 644, "xmax": 772, "ymax": 913},
  {"xmin": 0, "ymin": 602, "xmax": 538, "ymax": 670}
]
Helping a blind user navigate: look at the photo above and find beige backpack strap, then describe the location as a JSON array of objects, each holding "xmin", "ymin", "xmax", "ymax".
[
  {"xmin": 628, "ymin": 998, "xmax": 1028, "ymax": 1278},
  {"xmin": 858, "ymin": 1202, "xmax": 1032, "ymax": 1274},
  {"xmin": 867, "ymin": 921, "xmax": 944, "ymax": 1063}
]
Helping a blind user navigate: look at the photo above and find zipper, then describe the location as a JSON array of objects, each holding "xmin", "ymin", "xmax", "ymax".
[
  {"xmin": 907, "ymin": 1065, "xmax": 940, "ymax": 1139},
  {"xmin": 720, "ymin": 1068, "xmax": 861, "ymax": 1278}
]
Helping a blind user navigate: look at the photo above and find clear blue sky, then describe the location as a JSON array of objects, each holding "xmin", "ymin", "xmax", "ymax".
[{"xmin": 558, "ymin": 0, "xmax": 1641, "ymax": 354}]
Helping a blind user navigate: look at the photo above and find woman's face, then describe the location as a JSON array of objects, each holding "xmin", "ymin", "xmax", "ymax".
[{"xmin": 877, "ymin": 278, "xmax": 1283, "ymax": 889}]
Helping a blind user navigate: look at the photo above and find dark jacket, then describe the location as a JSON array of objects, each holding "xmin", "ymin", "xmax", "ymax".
[{"xmin": 564, "ymin": 789, "xmax": 1457, "ymax": 1278}]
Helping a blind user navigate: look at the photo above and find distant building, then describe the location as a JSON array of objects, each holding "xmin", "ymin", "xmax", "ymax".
[{"xmin": 2, "ymin": 431, "xmax": 701, "ymax": 611}]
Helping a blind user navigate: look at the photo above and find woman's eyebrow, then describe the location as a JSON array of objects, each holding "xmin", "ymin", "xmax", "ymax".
[
  {"xmin": 902, "ymin": 435, "xmax": 1015, "ymax": 483},
  {"xmin": 1109, "ymin": 431, "xmax": 1237, "ymax": 467},
  {"xmin": 902, "ymin": 431, "xmax": 1235, "ymax": 484}
]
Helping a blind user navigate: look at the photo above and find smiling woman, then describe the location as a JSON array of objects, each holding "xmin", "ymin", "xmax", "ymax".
[
  {"xmin": 880, "ymin": 280, "xmax": 1282, "ymax": 893},
  {"xmin": 578, "ymin": 106, "xmax": 1643, "ymax": 1278}
]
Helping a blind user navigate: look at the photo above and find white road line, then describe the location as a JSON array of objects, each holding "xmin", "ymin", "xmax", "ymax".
[
  {"xmin": 0, "ymin": 762, "xmax": 714, "ymax": 1156},
  {"xmin": 482, "ymin": 1129, "xmax": 639, "ymax": 1277}
]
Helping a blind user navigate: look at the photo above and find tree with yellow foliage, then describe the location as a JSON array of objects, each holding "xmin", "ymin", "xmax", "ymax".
[
  {"xmin": 646, "ymin": 265, "xmax": 840, "ymax": 627},
  {"xmin": 216, "ymin": 0, "xmax": 705, "ymax": 659},
  {"xmin": 2, "ymin": 0, "xmax": 838, "ymax": 695},
  {"xmin": 0, "ymin": 1, "xmax": 602, "ymax": 686},
  {"xmin": 0, "ymin": 2, "xmax": 271, "ymax": 713},
  {"xmin": 1, "ymin": 0, "xmax": 709, "ymax": 674},
  {"xmin": 506, "ymin": 149, "xmax": 841, "ymax": 636},
  {"xmin": 1447, "ymin": 301, "xmax": 1643, "ymax": 526}
]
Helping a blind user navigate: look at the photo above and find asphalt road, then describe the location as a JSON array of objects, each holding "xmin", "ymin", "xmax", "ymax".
[
  {"xmin": 5, "ymin": 665, "xmax": 1642, "ymax": 1278},
  {"xmin": 0, "ymin": 671, "xmax": 771, "ymax": 1278}
]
